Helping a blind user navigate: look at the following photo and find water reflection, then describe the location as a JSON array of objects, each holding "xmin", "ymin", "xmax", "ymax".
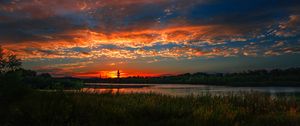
[{"xmin": 82, "ymin": 83, "xmax": 300, "ymax": 96}]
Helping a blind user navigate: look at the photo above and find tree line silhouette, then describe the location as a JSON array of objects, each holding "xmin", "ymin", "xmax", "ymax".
[
  {"xmin": 83, "ymin": 68, "xmax": 300, "ymax": 86},
  {"xmin": 0, "ymin": 46, "xmax": 83, "ymax": 91}
]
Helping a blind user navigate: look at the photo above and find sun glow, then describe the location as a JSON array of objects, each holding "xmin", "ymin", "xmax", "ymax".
[
  {"xmin": 102, "ymin": 71, "xmax": 119, "ymax": 78},
  {"xmin": 97, "ymin": 70, "xmax": 126, "ymax": 78},
  {"xmin": 73, "ymin": 70, "xmax": 161, "ymax": 78}
]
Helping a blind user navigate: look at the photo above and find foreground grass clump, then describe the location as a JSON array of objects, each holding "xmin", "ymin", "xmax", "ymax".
[{"xmin": 1, "ymin": 91, "xmax": 300, "ymax": 126}]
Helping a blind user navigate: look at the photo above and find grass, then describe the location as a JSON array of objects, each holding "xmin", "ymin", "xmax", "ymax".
[{"xmin": 1, "ymin": 91, "xmax": 300, "ymax": 126}]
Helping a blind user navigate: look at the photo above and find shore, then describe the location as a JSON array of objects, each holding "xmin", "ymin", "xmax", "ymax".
[{"xmin": 1, "ymin": 91, "xmax": 300, "ymax": 126}]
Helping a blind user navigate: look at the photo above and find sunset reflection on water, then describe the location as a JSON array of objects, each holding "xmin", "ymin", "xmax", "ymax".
[
  {"xmin": 81, "ymin": 88, "xmax": 154, "ymax": 94},
  {"xmin": 81, "ymin": 84, "xmax": 300, "ymax": 96}
]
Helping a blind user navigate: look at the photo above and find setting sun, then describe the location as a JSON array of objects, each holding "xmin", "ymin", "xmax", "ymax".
[{"xmin": 102, "ymin": 70, "xmax": 120, "ymax": 78}]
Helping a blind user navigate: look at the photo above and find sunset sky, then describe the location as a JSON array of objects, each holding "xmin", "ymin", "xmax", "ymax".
[{"xmin": 1, "ymin": 0, "xmax": 300, "ymax": 78}]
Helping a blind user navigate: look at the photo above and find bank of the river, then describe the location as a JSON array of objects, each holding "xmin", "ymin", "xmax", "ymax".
[{"xmin": 1, "ymin": 91, "xmax": 300, "ymax": 126}]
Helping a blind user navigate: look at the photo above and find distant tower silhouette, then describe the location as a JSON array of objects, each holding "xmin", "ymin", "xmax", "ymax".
[{"xmin": 117, "ymin": 70, "xmax": 120, "ymax": 79}]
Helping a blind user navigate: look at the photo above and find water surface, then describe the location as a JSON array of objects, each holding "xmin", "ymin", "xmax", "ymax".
[{"xmin": 82, "ymin": 83, "xmax": 300, "ymax": 96}]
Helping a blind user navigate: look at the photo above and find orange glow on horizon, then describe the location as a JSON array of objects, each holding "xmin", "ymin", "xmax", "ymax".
[{"xmin": 73, "ymin": 70, "xmax": 161, "ymax": 78}]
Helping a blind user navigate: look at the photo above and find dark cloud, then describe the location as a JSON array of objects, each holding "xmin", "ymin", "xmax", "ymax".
[
  {"xmin": 21, "ymin": 47, "xmax": 57, "ymax": 55},
  {"xmin": 0, "ymin": 16, "xmax": 85, "ymax": 43},
  {"xmin": 69, "ymin": 47, "xmax": 91, "ymax": 55},
  {"xmin": 0, "ymin": 0, "xmax": 299, "ymax": 44}
]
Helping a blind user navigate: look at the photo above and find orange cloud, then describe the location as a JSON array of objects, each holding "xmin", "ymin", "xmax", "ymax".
[{"xmin": 2, "ymin": 23, "xmax": 246, "ymax": 61}]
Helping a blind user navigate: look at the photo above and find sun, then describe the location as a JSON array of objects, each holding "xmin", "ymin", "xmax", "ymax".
[
  {"xmin": 99, "ymin": 70, "xmax": 123, "ymax": 78},
  {"xmin": 106, "ymin": 71, "xmax": 118, "ymax": 78}
]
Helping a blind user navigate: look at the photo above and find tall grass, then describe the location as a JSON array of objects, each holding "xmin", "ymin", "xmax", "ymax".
[{"xmin": 1, "ymin": 91, "xmax": 300, "ymax": 126}]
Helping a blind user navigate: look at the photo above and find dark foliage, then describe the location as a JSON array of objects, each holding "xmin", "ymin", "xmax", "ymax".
[
  {"xmin": 1, "ymin": 92, "xmax": 300, "ymax": 126},
  {"xmin": 14, "ymin": 69, "xmax": 84, "ymax": 89},
  {"xmin": 0, "ymin": 46, "xmax": 83, "ymax": 90},
  {"xmin": 0, "ymin": 47, "xmax": 22, "ymax": 74},
  {"xmin": 83, "ymin": 68, "xmax": 300, "ymax": 86}
]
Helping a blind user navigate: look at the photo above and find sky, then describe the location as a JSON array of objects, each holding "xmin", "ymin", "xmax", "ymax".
[{"xmin": 1, "ymin": 0, "xmax": 300, "ymax": 78}]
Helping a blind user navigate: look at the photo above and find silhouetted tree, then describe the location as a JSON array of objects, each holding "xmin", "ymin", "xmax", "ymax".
[
  {"xmin": 83, "ymin": 68, "xmax": 300, "ymax": 86},
  {"xmin": 117, "ymin": 70, "xmax": 120, "ymax": 79},
  {"xmin": 0, "ymin": 46, "xmax": 22, "ymax": 74}
]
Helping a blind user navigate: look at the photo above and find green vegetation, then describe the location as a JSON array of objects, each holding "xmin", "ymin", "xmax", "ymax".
[{"xmin": 1, "ymin": 91, "xmax": 300, "ymax": 126}]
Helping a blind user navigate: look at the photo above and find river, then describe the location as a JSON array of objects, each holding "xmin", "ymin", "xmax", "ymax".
[{"xmin": 82, "ymin": 83, "xmax": 300, "ymax": 96}]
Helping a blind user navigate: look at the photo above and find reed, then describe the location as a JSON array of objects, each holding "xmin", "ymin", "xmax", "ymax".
[{"xmin": 1, "ymin": 91, "xmax": 299, "ymax": 126}]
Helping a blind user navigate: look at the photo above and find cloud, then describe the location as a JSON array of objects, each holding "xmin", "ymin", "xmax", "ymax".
[
  {"xmin": 1, "ymin": 0, "xmax": 299, "ymax": 44},
  {"xmin": 1, "ymin": 0, "xmax": 300, "ymax": 76},
  {"xmin": 272, "ymin": 41, "xmax": 285, "ymax": 48},
  {"xmin": 276, "ymin": 15, "xmax": 300, "ymax": 37}
]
